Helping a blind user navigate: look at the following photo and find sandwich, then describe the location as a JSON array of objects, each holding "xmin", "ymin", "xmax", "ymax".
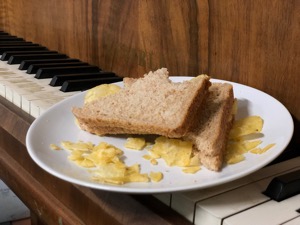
[
  {"xmin": 185, "ymin": 83, "xmax": 234, "ymax": 171},
  {"xmin": 72, "ymin": 68, "xmax": 234, "ymax": 171},
  {"xmin": 72, "ymin": 68, "xmax": 211, "ymax": 138}
]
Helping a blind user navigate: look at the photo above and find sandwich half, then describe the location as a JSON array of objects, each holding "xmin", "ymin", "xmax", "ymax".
[
  {"xmin": 72, "ymin": 68, "xmax": 210, "ymax": 138},
  {"xmin": 185, "ymin": 83, "xmax": 235, "ymax": 171}
]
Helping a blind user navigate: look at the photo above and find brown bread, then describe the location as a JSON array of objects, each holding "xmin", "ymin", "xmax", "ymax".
[{"xmin": 185, "ymin": 83, "xmax": 235, "ymax": 171}]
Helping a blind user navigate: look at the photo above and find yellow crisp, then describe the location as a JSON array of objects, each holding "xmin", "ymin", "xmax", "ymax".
[
  {"xmin": 50, "ymin": 144, "xmax": 61, "ymax": 151},
  {"xmin": 229, "ymin": 116, "xmax": 263, "ymax": 139},
  {"xmin": 250, "ymin": 143, "xmax": 275, "ymax": 154},
  {"xmin": 226, "ymin": 140, "xmax": 263, "ymax": 156},
  {"xmin": 60, "ymin": 140, "xmax": 155, "ymax": 185},
  {"xmin": 226, "ymin": 154, "xmax": 245, "ymax": 164},
  {"xmin": 124, "ymin": 137, "xmax": 146, "ymax": 150},
  {"xmin": 261, "ymin": 143, "xmax": 276, "ymax": 152},
  {"xmin": 143, "ymin": 154, "xmax": 152, "ymax": 160},
  {"xmin": 189, "ymin": 155, "xmax": 201, "ymax": 166},
  {"xmin": 148, "ymin": 150, "xmax": 160, "ymax": 159},
  {"xmin": 92, "ymin": 162, "xmax": 127, "ymax": 184},
  {"xmin": 151, "ymin": 136, "xmax": 193, "ymax": 167},
  {"xmin": 85, "ymin": 143, "xmax": 123, "ymax": 166},
  {"xmin": 150, "ymin": 159, "xmax": 158, "ymax": 165},
  {"xmin": 182, "ymin": 166, "xmax": 201, "ymax": 174},
  {"xmin": 84, "ymin": 84, "xmax": 121, "ymax": 104},
  {"xmin": 124, "ymin": 164, "xmax": 149, "ymax": 183},
  {"xmin": 149, "ymin": 172, "xmax": 163, "ymax": 182},
  {"xmin": 68, "ymin": 150, "xmax": 84, "ymax": 161},
  {"xmin": 75, "ymin": 158, "xmax": 95, "ymax": 168},
  {"xmin": 61, "ymin": 140, "xmax": 94, "ymax": 152}
]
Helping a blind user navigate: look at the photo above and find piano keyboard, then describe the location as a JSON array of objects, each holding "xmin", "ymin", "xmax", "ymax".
[
  {"xmin": 0, "ymin": 31, "xmax": 122, "ymax": 118},
  {"xmin": 1, "ymin": 31, "xmax": 299, "ymax": 225},
  {"xmin": 154, "ymin": 156, "xmax": 300, "ymax": 225}
]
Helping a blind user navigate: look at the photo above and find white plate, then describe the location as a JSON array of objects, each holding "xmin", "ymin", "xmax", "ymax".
[{"xmin": 26, "ymin": 77, "xmax": 294, "ymax": 194}]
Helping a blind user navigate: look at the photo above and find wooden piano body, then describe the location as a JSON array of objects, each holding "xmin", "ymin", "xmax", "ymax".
[{"xmin": 0, "ymin": 0, "xmax": 299, "ymax": 224}]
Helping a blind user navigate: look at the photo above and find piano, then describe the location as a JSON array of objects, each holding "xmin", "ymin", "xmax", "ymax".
[{"xmin": 0, "ymin": 1, "xmax": 299, "ymax": 224}]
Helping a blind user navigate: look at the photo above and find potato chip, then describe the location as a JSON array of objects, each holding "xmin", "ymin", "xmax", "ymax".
[
  {"xmin": 91, "ymin": 162, "xmax": 127, "ymax": 184},
  {"xmin": 149, "ymin": 172, "xmax": 163, "ymax": 182},
  {"xmin": 142, "ymin": 154, "xmax": 152, "ymax": 160},
  {"xmin": 229, "ymin": 116, "xmax": 263, "ymax": 139},
  {"xmin": 124, "ymin": 137, "xmax": 146, "ymax": 150},
  {"xmin": 189, "ymin": 155, "xmax": 201, "ymax": 166},
  {"xmin": 68, "ymin": 150, "xmax": 84, "ymax": 161},
  {"xmin": 148, "ymin": 150, "xmax": 160, "ymax": 159},
  {"xmin": 150, "ymin": 159, "xmax": 158, "ymax": 165},
  {"xmin": 182, "ymin": 166, "xmax": 201, "ymax": 174},
  {"xmin": 226, "ymin": 154, "xmax": 245, "ymax": 164},
  {"xmin": 84, "ymin": 84, "xmax": 121, "ymax": 104},
  {"xmin": 151, "ymin": 136, "xmax": 193, "ymax": 167},
  {"xmin": 226, "ymin": 139, "xmax": 262, "ymax": 156},
  {"xmin": 75, "ymin": 158, "xmax": 95, "ymax": 168},
  {"xmin": 125, "ymin": 173, "xmax": 149, "ymax": 183},
  {"xmin": 60, "ymin": 140, "xmax": 153, "ymax": 185},
  {"xmin": 261, "ymin": 143, "xmax": 275, "ymax": 152},
  {"xmin": 224, "ymin": 114, "xmax": 276, "ymax": 166},
  {"xmin": 250, "ymin": 143, "xmax": 275, "ymax": 154},
  {"xmin": 61, "ymin": 140, "xmax": 94, "ymax": 152},
  {"xmin": 50, "ymin": 144, "xmax": 61, "ymax": 151}
]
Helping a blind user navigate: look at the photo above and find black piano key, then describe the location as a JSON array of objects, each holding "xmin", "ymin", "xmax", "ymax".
[
  {"xmin": 0, "ymin": 32, "xmax": 9, "ymax": 35},
  {"xmin": 0, "ymin": 46, "xmax": 47, "ymax": 54},
  {"xmin": 60, "ymin": 77, "xmax": 123, "ymax": 92},
  {"xmin": 27, "ymin": 62, "xmax": 89, "ymax": 74},
  {"xmin": 1, "ymin": 50, "xmax": 57, "ymax": 61},
  {"xmin": 0, "ymin": 42, "xmax": 36, "ymax": 46},
  {"xmin": 19, "ymin": 58, "xmax": 80, "ymax": 70},
  {"xmin": 0, "ymin": 37, "xmax": 24, "ymax": 41},
  {"xmin": 8, "ymin": 53, "xmax": 67, "ymax": 65},
  {"xmin": 263, "ymin": 169, "xmax": 300, "ymax": 202},
  {"xmin": 0, "ymin": 35, "xmax": 17, "ymax": 38},
  {"xmin": 35, "ymin": 66, "xmax": 100, "ymax": 79},
  {"xmin": 50, "ymin": 72, "xmax": 117, "ymax": 86},
  {"xmin": 0, "ymin": 41, "xmax": 32, "ymax": 45}
]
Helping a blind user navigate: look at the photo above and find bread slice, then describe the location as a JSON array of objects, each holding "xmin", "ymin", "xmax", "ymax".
[
  {"xmin": 72, "ymin": 68, "xmax": 210, "ymax": 138},
  {"xmin": 185, "ymin": 83, "xmax": 234, "ymax": 171}
]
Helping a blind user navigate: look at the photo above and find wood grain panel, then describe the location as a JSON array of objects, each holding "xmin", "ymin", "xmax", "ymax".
[
  {"xmin": 208, "ymin": 0, "xmax": 300, "ymax": 119},
  {"xmin": 0, "ymin": 0, "xmax": 298, "ymax": 118},
  {"xmin": 0, "ymin": 0, "xmax": 208, "ymax": 77}
]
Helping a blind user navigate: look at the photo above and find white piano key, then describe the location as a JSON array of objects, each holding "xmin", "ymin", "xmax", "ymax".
[
  {"xmin": 5, "ymin": 85, "xmax": 13, "ymax": 102},
  {"xmin": 1, "ymin": 79, "xmax": 54, "ymax": 107},
  {"xmin": 193, "ymin": 161, "xmax": 300, "ymax": 225},
  {"xmin": 22, "ymin": 90, "xmax": 76, "ymax": 116},
  {"xmin": 282, "ymin": 216, "xmax": 300, "ymax": 225},
  {"xmin": 0, "ymin": 83, "xmax": 5, "ymax": 97},
  {"xmin": 194, "ymin": 179, "xmax": 271, "ymax": 225},
  {"xmin": 0, "ymin": 65, "xmax": 19, "ymax": 98},
  {"xmin": 0, "ymin": 60, "xmax": 80, "ymax": 116},
  {"xmin": 171, "ymin": 157, "xmax": 300, "ymax": 223},
  {"xmin": 30, "ymin": 97, "xmax": 67, "ymax": 118},
  {"xmin": 223, "ymin": 194, "xmax": 300, "ymax": 225}
]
